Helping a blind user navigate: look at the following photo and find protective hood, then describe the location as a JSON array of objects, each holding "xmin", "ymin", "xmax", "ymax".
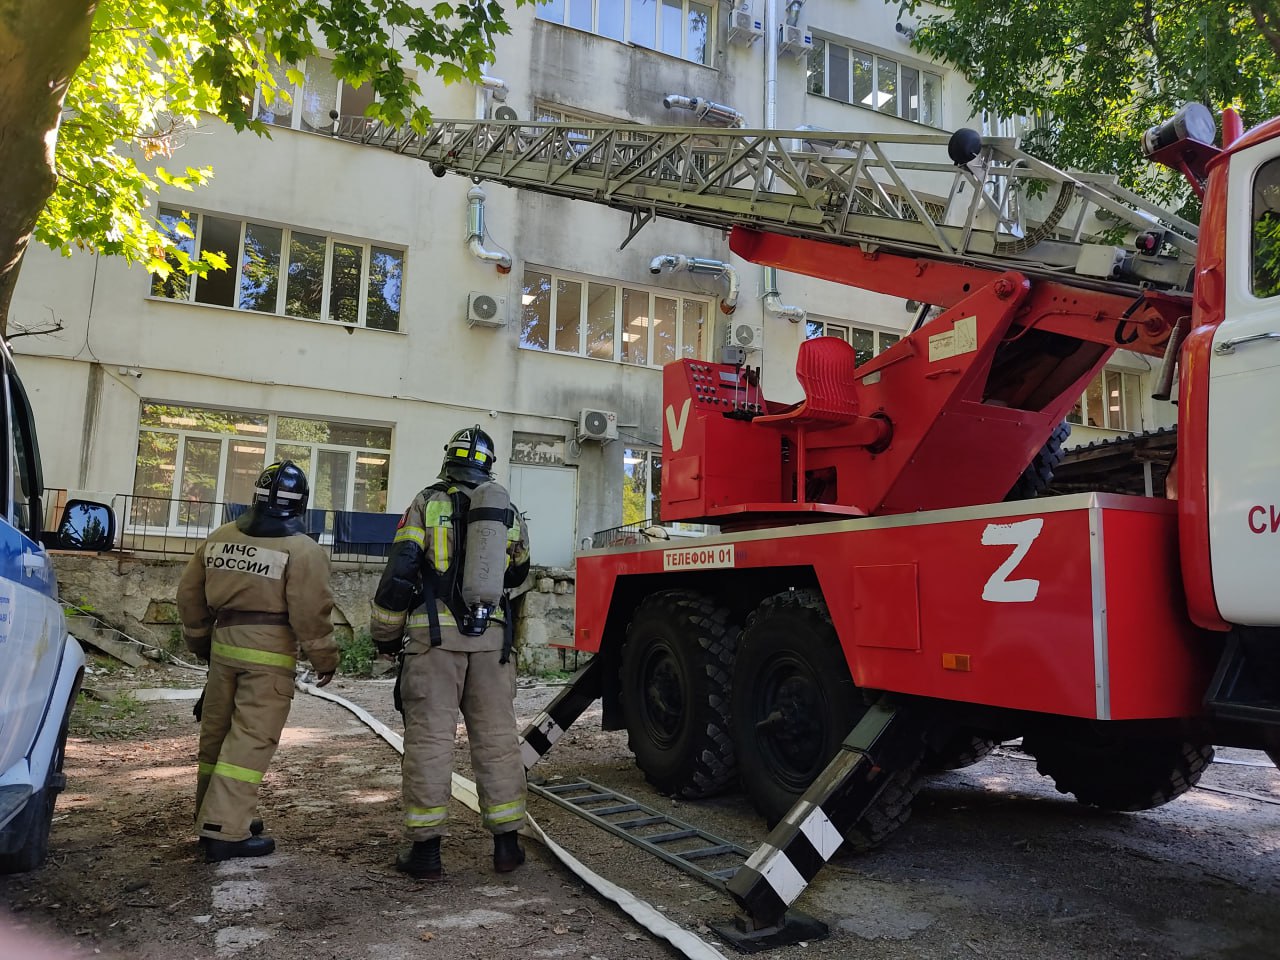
[
  {"xmin": 437, "ymin": 463, "xmax": 487, "ymax": 487},
  {"xmin": 236, "ymin": 504, "xmax": 306, "ymax": 538}
]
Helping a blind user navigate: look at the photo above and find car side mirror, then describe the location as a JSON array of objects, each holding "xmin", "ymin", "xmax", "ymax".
[{"xmin": 53, "ymin": 499, "xmax": 116, "ymax": 552}]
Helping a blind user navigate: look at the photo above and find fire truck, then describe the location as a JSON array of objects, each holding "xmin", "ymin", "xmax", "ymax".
[{"xmin": 341, "ymin": 102, "xmax": 1280, "ymax": 940}]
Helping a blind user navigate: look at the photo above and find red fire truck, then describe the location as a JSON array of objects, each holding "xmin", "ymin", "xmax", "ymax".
[{"xmin": 345, "ymin": 102, "xmax": 1280, "ymax": 937}]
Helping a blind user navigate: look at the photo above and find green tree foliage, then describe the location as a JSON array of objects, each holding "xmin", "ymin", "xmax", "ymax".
[
  {"xmin": 0, "ymin": 0, "xmax": 529, "ymax": 333},
  {"xmin": 896, "ymin": 1, "xmax": 1280, "ymax": 207}
]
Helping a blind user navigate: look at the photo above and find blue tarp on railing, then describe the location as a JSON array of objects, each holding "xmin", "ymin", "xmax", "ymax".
[{"xmin": 333, "ymin": 511, "xmax": 399, "ymax": 558}]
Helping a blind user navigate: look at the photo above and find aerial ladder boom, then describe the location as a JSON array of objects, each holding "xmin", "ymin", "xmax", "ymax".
[
  {"xmin": 334, "ymin": 116, "xmax": 1197, "ymax": 298},
  {"xmin": 335, "ymin": 116, "xmax": 1196, "ymax": 521}
]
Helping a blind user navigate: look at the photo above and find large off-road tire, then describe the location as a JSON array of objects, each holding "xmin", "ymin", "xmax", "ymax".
[
  {"xmin": 0, "ymin": 716, "xmax": 69, "ymax": 875},
  {"xmin": 1006, "ymin": 421, "xmax": 1071, "ymax": 501},
  {"xmin": 923, "ymin": 729, "xmax": 998, "ymax": 772},
  {"xmin": 620, "ymin": 591, "xmax": 739, "ymax": 799},
  {"xmin": 731, "ymin": 589, "xmax": 924, "ymax": 851},
  {"xmin": 1023, "ymin": 729, "xmax": 1214, "ymax": 811},
  {"xmin": 0, "ymin": 786, "xmax": 56, "ymax": 875}
]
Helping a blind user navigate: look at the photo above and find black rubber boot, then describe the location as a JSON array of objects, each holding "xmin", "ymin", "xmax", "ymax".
[
  {"xmin": 395, "ymin": 838, "xmax": 443, "ymax": 881},
  {"xmin": 204, "ymin": 835, "xmax": 276, "ymax": 863},
  {"xmin": 201, "ymin": 819, "xmax": 262, "ymax": 853},
  {"xmin": 493, "ymin": 831, "xmax": 525, "ymax": 873}
]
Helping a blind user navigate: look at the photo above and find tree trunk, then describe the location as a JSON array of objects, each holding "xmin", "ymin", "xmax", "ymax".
[
  {"xmin": 1252, "ymin": 2, "xmax": 1280, "ymax": 61},
  {"xmin": 0, "ymin": 0, "xmax": 97, "ymax": 338}
]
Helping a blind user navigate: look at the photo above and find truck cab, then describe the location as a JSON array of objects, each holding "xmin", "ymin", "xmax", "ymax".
[{"xmin": 0, "ymin": 340, "xmax": 113, "ymax": 873}]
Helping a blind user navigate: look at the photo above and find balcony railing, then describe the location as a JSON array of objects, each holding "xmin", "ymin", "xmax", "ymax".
[{"xmin": 44, "ymin": 489, "xmax": 399, "ymax": 563}]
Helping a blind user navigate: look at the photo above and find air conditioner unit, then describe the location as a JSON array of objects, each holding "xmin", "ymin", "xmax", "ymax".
[
  {"xmin": 727, "ymin": 6, "xmax": 764, "ymax": 46},
  {"xmin": 467, "ymin": 291, "xmax": 507, "ymax": 328},
  {"xmin": 778, "ymin": 24, "xmax": 812, "ymax": 57},
  {"xmin": 725, "ymin": 321, "xmax": 764, "ymax": 352},
  {"xmin": 578, "ymin": 408, "xmax": 619, "ymax": 441},
  {"xmin": 493, "ymin": 104, "xmax": 520, "ymax": 122}
]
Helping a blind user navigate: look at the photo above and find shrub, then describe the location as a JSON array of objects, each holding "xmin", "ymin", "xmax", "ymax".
[{"xmin": 338, "ymin": 629, "xmax": 377, "ymax": 677}]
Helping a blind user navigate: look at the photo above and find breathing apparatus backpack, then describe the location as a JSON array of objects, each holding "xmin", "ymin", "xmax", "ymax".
[{"xmin": 417, "ymin": 479, "xmax": 517, "ymax": 655}]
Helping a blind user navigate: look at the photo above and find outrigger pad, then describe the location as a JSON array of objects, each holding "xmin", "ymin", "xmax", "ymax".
[{"xmin": 712, "ymin": 910, "xmax": 829, "ymax": 954}]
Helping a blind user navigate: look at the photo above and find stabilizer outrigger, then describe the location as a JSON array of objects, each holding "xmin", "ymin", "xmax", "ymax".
[{"xmin": 518, "ymin": 661, "xmax": 927, "ymax": 949}]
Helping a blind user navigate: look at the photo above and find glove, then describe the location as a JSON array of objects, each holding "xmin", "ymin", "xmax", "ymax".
[
  {"xmin": 193, "ymin": 689, "xmax": 205, "ymax": 722},
  {"xmin": 374, "ymin": 638, "xmax": 403, "ymax": 658}
]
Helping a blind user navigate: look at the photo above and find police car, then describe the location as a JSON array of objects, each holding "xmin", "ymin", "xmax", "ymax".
[{"xmin": 0, "ymin": 341, "xmax": 113, "ymax": 873}]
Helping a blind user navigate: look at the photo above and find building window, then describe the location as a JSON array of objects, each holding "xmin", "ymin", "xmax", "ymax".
[
  {"xmin": 151, "ymin": 207, "xmax": 403, "ymax": 331},
  {"xmin": 805, "ymin": 318, "xmax": 900, "ymax": 366},
  {"xmin": 537, "ymin": 0, "xmax": 714, "ymax": 66},
  {"xmin": 623, "ymin": 447, "xmax": 705, "ymax": 535},
  {"xmin": 521, "ymin": 266, "xmax": 711, "ymax": 366},
  {"xmin": 1067, "ymin": 369, "xmax": 1144, "ymax": 432},
  {"xmin": 623, "ymin": 448, "xmax": 661, "ymax": 525},
  {"xmin": 131, "ymin": 402, "xmax": 392, "ymax": 528},
  {"xmin": 254, "ymin": 55, "xmax": 376, "ymax": 133},
  {"xmin": 807, "ymin": 37, "xmax": 942, "ymax": 127}
]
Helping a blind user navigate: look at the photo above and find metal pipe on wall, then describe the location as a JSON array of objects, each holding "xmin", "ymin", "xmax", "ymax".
[
  {"xmin": 467, "ymin": 185, "xmax": 512, "ymax": 273},
  {"xmin": 760, "ymin": 0, "xmax": 805, "ymax": 324},
  {"xmin": 649, "ymin": 254, "xmax": 741, "ymax": 314}
]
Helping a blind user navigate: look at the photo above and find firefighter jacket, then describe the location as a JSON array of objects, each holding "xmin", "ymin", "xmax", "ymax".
[
  {"xmin": 177, "ymin": 517, "xmax": 338, "ymax": 676},
  {"xmin": 370, "ymin": 482, "xmax": 531, "ymax": 654}
]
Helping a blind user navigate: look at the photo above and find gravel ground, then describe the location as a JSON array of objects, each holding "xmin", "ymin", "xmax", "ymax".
[{"xmin": 3, "ymin": 667, "xmax": 1280, "ymax": 960}]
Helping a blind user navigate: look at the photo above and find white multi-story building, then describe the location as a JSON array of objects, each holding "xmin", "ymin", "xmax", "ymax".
[{"xmin": 11, "ymin": 0, "xmax": 1174, "ymax": 567}]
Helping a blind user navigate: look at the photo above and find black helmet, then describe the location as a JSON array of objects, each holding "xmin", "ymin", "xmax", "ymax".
[
  {"xmin": 253, "ymin": 460, "xmax": 309, "ymax": 518},
  {"xmin": 439, "ymin": 425, "xmax": 496, "ymax": 486}
]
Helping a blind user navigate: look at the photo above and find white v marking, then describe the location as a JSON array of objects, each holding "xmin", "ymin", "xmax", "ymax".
[{"xmin": 665, "ymin": 399, "xmax": 692, "ymax": 452}]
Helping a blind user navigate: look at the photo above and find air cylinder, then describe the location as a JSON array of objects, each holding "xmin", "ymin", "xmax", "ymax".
[{"xmin": 459, "ymin": 480, "xmax": 510, "ymax": 635}]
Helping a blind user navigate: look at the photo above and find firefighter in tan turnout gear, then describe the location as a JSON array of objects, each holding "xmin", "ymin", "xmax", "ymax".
[
  {"xmin": 177, "ymin": 460, "xmax": 338, "ymax": 863},
  {"xmin": 371, "ymin": 426, "xmax": 531, "ymax": 880}
]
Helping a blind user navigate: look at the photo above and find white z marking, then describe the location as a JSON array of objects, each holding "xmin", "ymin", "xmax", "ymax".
[
  {"xmin": 665, "ymin": 398, "xmax": 692, "ymax": 452},
  {"xmin": 981, "ymin": 518, "xmax": 1044, "ymax": 603}
]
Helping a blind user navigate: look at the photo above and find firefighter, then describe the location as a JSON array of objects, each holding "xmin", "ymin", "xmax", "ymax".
[
  {"xmin": 177, "ymin": 460, "xmax": 338, "ymax": 863},
  {"xmin": 371, "ymin": 426, "xmax": 531, "ymax": 880}
]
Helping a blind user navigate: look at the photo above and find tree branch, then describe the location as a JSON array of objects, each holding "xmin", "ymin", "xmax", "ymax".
[{"xmin": 1250, "ymin": 1, "xmax": 1280, "ymax": 60}]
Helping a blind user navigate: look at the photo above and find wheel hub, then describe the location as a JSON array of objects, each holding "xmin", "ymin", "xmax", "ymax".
[
  {"xmin": 641, "ymin": 647, "xmax": 685, "ymax": 747},
  {"xmin": 757, "ymin": 664, "xmax": 824, "ymax": 784}
]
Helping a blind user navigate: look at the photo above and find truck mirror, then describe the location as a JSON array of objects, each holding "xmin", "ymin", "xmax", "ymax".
[{"xmin": 54, "ymin": 500, "xmax": 116, "ymax": 552}]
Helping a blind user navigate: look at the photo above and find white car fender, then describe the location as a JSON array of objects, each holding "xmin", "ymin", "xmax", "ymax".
[{"xmin": 24, "ymin": 634, "xmax": 84, "ymax": 792}]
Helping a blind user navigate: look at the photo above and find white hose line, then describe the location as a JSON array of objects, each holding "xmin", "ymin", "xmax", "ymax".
[{"xmin": 297, "ymin": 680, "xmax": 732, "ymax": 960}]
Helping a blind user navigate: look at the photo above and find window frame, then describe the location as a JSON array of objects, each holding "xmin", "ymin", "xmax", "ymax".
[
  {"xmin": 521, "ymin": 265, "xmax": 713, "ymax": 367},
  {"xmin": 804, "ymin": 316, "xmax": 901, "ymax": 366},
  {"xmin": 1250, "ymin": 156, "xmax": 1280, "ymax": 300},
  {"xmin": 3, "ymin": 362, "xmax": 43, "ymax": 538},
  {"xmin": 252, "ymin": 54, "xmax": 378, "ymax": 134},
  {"xmin": 807, "ymin": 35, "xmax": 943, "ymax": 127},
  {"xmin": 130, "ymin": 403, "xmax": 393, "ymax": 531},
  {"xmin": 1066, "ymin": 368, "xmax": 1145, "ymax": 432},
  {"xmin": 536, "ymin": 0, "xmax": 716, "ymax": 66},
  {"xmin": 151, "ymin": 206, "xmax": 405, "ymax": 332}
]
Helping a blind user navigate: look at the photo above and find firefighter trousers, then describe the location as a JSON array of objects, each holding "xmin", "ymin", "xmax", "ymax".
[
  {"xmin": 400, "ymin": 644, "xmax": 527, "ymax": 840},
  {"xmin": 195, "ymin": 658, "xmax": 295, "ymax": 841}
]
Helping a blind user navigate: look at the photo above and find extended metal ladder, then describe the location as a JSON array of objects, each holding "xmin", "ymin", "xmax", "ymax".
[
  {"xmin": 333, "ymin": 115, "xmax": 1196, "ymax": 295},
  {"xmin": 519, "ymin": 660, "xmax": 929, "ymax": 950},
  {"xmin": 528, "ymin": 777, "xmax": 750, "ymax": 889}
]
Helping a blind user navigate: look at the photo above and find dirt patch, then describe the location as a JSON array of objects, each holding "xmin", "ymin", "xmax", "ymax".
[
  {"xmin": 0, "ymin": 670, "xmax": 676, "ymax": 959},
  {"xmin": 4, "ymin": 668, "xmax": 1280, "ymax": 959}
]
